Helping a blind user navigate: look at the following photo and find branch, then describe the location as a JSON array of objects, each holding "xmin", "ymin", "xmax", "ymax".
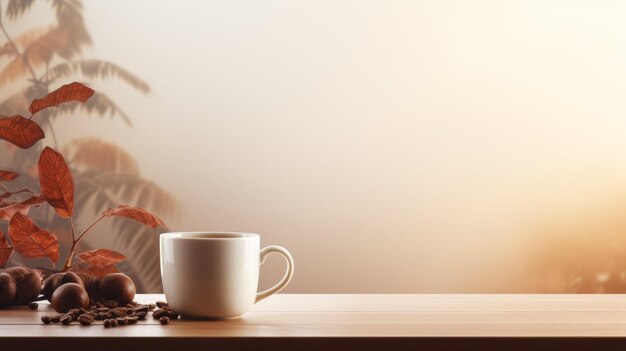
[{"xmin": 62, "ymin": 214, "xmax": 106, "ymax": 271}]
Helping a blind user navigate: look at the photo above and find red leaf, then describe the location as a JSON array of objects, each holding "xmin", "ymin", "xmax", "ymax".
[
  {"xmin": 8, "ymin": 212, "xmax": 59, "ymax": 263},
  {"xmin": 0, "ymin": 170, "xmax": 18, "ymax": 181},
  {"xmin": 0, "ymin": 194, "xmax": 45, "ymax": 221},
  {"xmin": 0, "ymin": 247, "xmax": 13, "ymax": 267},
  {"xmin": 0, "ymin": 228, "xmax": 8, "ymax": 247},
  {"xmin": 29, "ymin": 82, "xmax": 95, "ymax": 115},
  {"xmin": 38, "ymin": 147, "xmax": 74, "ymax": 218},
  {"xmin": 0, "ymin": 115, "xmax": 45, "ymax": 149},
  {"xmin": 103, "ymin": 205, "xmax": 168, "ymax": 229},
  {"xmin": 0, "ymin": 229, "xmax": 13, "ymax": 266},
  {"xmin": 69, "ymin": 262, "xmax": 119, "ymax": 279},
  {"xmin": 77, "ymin": 248, "xmax": 126, "ymax": 266}
]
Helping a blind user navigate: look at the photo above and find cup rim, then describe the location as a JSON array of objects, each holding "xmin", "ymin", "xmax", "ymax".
[{"xmin": 160, "ymin": 231, "xmax": 259, "ymax": 240}]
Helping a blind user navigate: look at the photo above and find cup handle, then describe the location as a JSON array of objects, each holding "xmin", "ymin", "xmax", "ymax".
[{"xmin": 255, "ymin": 245, "xmax": 294, "ymax": 303}]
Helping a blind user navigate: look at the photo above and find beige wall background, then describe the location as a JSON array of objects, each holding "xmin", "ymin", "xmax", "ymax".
[{"xmin": 4, "ymin": 0, "xmax": 626, "ymax": 292}]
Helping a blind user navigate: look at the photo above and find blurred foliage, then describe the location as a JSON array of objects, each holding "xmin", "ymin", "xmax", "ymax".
[
  {"xmin": 532, "ymin": 201, "xmax": 626, "ymax": 293},
  {"xmin": 0, "ymin": 0, "xmax": 177, "ymax": 292}
]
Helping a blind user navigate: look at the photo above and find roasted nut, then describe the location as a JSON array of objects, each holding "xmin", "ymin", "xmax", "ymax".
[
  {"xmin": 61, "ymin": 272, "xmax": 84, "ymax": 288},
  {"xmin": 0, "ymin": 272, "xmax": 17, "ymax": 308},
  {"xmin": 42, "ymin": 273, "xmax": 63, "ymax": 302},
  {"xmin": 51, "ymin": 283, "xmax": 90, "ymax": 313},
  {"xmin": 99, "ymin": 273, "xmax": 135, "ymax": 306},
  {"xmin": 4, "ymin": 266, "xmax": 28, "ymax": 280},
  {"xmin": 28, "ymin": 302, "xmax": 38, "ymax": 309},
  {"xmin": 76, "ymin": 273, "xmax": 100, "ymax": 302},
  {"xmin": 156, "ymin": 301, "xmax": 168, "ymax": 308},
  {"xmin": 159, "ymin": 316, "xmax": 169, "ymax": 325},
  {"xmin": 14, "ymin": 270, "xmax": 41, "ymax": 305},
  {"xmin": 41, "ymin": 316, "xmax": 52, "ymax": 324}
]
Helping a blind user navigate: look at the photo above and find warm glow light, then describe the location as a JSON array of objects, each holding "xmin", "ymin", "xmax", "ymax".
[{"xmin": 3, "ymin": 0, "xmax": 626, "ymax": 292}]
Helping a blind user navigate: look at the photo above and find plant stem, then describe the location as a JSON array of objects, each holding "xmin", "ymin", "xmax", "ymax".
[
  {"xmin": 70, "ymin": 216, "xmax": 76, "ymax": 242},
  {"xmin": 62, "ymin": 214, "xmax": 106, "ymax": 271},
  {"xmin": 76, "ymin": 214, "xmax": 105, "ymax": 243}
]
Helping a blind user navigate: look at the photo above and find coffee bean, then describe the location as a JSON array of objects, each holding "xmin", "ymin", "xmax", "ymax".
[
  {"xmin": 156, "ymin": 301, "xmax": 168, "ymax": 308},
  {"xmin": 79, "ymin": 318, "xmax": 92, "ymax": 326},
  {"xmin": 148, "ymin": 304, "xmax": 156, "ymax": 310},
  {"xmin": 136, "ymin": 311, "xmax": 146, "ymax": 320},
  {"xmin": 79, "ymin": 313, "xmax": 95, "ymax": 321},
  {"xmin": 153, "ymin": 309, "xmax": 165, "ymax": 319},
  {"xmin": 60, "ymin": 313, "xmax": 73, "ymax": 325},
  {"xmin": 96, "ymin": 307, "xmax": 109, "ymax": 313},
  {"xmin": 110, "ymin": 310, "xmax": 122, "ymax": 318},
  {"xmin": 110, "ymin": 319, "xmax": 118, "ymax": 327},
  {"xmin": 159, "ymin": 316, "xmax": 169, "ymax": 325},
  {"xmin": 51, "ymin": 315, "xmax": 61, "ymax": 323},
  {"xmin": 41, "ymin": 316, "xmax": 52, "ymax": 324},
  {"xmin": 103, "ymin": 300, "xmax": 118, "ymax": 308},
  {"xmin": 28, "ymin": 302, "xmax": 38, "ymax": 309},
  {"xmin": 116, "ymin": 317, "xmax": 126, "ymax": 325},
  {"xmin": 103, "ymin": 319, "xmax": 111, "ymax": 328},
  {"xmin": 68, "ymin": 309, "xmax": 80, "ymax": 318},
  {"xmin": 126, "ymin": 316, "xmax": 138, "ymax": 324},
  {"xmin": 133, "ymin": 305, "xmax": 149, "ymax": 313}
]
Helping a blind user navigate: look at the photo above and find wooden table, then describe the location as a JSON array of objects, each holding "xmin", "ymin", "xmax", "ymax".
[{"xmin": 3, "ymin": 294, "xmax": 626, "ymax": 350}]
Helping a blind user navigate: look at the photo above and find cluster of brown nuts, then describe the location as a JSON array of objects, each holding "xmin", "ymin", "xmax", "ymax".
[
  {"xmin": 0, "ymin": 266, "xmax": 180, "ymax": 326},
  {"xmin": 41, "ymin": 300, "xmax": 178, "ymax": 327},
  {"xmin": 0, "ymin": 266, "xmax": 138, "ymax": 312},
  {"xmin": 0, "ymin": 267, "xmax": 42, "ymax": 307},
  {"xmin": 43, "ymin": 272, "xmax": 135, "ymax": 312}
]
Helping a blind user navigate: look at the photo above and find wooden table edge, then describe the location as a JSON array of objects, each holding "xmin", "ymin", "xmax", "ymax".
[{"xmin": 5, "ymin": 336, "xmax": 626, "ymax": 351}]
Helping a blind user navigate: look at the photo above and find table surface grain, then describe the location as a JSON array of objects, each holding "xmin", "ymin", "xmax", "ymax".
[{"xmin": 3, "ymin": 294, "xmax": 626, "ymax": 350}]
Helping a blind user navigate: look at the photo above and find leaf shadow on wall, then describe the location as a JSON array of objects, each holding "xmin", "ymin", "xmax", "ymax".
[{"xmin": 0, "ymin": 0, "xmax": 178, "ymax": 292}]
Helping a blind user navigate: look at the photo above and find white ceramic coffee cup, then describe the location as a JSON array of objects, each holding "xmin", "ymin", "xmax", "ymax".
[{"xmin": 159, "ymin": 232, "xmax": 294, "ymax": 319}]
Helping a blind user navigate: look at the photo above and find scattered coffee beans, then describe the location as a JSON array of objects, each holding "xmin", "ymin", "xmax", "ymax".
[
  {"xmin": 28, "ymin": 302, "xmax": 38, "ymax": 309},
  {"xmin": 40, "ymin": 300, "xmax": 179, "ymax": 327}
]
